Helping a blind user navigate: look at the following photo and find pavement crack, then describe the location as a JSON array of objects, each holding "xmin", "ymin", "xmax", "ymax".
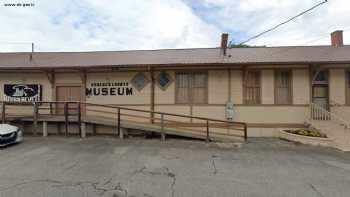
[
  {"xmin": 211, "ymin": 156, "xmax": 218, "ymax": 175},
  {"xmin": 103, "ymin": 176, "xmax": 114, "ymax": 186},
  {"xmin": 131, "ymin": 166, "xmax": 147, "ymax": 176},
  {"xmin": 0, "ymin": 179, "xmax": 67, "ymax": 191},
  {"xmin": 114, "ymin": 182, "xmax": 128, "ymax": 196},
  {"xmin": 90, "ymin": 181, "xmax": 128, "ymax": 196},
  {"xmin": 308, "ymin": 183, "xmax": 325, "ymax": 197},
  {"xmin": 170, "ymin": 173, "xmax": 176, "ymax": 197},
  {"xmin": 164, "ymin": 167, "xmax": 176, "ymax": 197},
  {"xmin": 131, "ymin": 166, "xmax": 176, "ymax": 197},
  {"xmin": 0, "ymin": 178, "xmax": 128, "ymax": 196},
  {"xmin": 63, "ymin": 161, "xmax": 79, "ymax": 172},
  {"xmin": 143, "ymin": 194, "xmax": 156, "ymax": 197}
]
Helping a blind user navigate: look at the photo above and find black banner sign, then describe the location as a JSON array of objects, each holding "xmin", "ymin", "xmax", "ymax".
[{"xmin": 4, "ymin": 84, "xmax": 42, "ymax": 102}]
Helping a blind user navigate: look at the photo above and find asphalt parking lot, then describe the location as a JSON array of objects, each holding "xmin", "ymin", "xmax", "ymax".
[{"xmin": 1, "ymin": 137, "xmax": 350, "ymax": 197}]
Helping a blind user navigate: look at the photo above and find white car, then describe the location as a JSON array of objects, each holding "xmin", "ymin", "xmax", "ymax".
[{"xmin": 0, "ymin": 124, "xmax": 23, "ymax": 147}]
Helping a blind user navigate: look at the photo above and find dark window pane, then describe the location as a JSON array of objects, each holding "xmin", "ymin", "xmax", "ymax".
[
  {"xmin": 131, "ymin": 72, "xmax": 149, "ymax": 91},
  {"xmin": 175, "ymin": 72, "xmax": 208, "ymax": 104},
  {"xmin": 313, "ymin": 86, "xmax": 328, "ymax": 98},
  {"xmin": 275, "ymin": 70, "xmax": 292, "ymax": 104},
  {"xmin": 244, "ymin": 71, "xmax": 261, "ymax": 104},
  {"xmin": 314, "ymin": 71, "xmax": 328, "ymax": 82},
  {"xmin": 158, "ymin": 72, "xmax": 172, "ymax": 89},
  {"xmin": 176, "ymin": 73, "xmax": 190, "ymax": 103}
]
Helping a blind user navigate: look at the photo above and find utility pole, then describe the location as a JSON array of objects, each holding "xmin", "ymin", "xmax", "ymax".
[{"xmin": 30, "ymin": 42, "xmax": 34, "ymax": 61}]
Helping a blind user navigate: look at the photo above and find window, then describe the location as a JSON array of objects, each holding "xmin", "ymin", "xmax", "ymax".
[
  {"xmin": 275, "ymin": 70, "xmax": 292, "ymax": 104},
  {"xmin": 313, "ymin": 70, "xmax": 328, "ymax": 84},
  {"xmin": 311, "ymin": 70, "xmax": 329, "ymax": 109},
  {"xmin": 175, "ymin": 72, "xmax": 207, "ymax": 104},
  {"xmin": 243, "ymin": 71, "xmax": 261, "ymax": 104},
  {"xmin": 157, "ymin": 72, "xmax": 172, "ymax": 90},
  {"xmin": 131, "ymin": 72, "xmax": 149, "ymax": 91},
  {"xmin": 347, "ymin": 71, "xmax": 350, "ymax": 105}
]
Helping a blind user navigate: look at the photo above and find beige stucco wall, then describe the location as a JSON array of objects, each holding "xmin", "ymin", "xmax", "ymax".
[
  {"xmin": 192, "ymin": 106, "xmax": 226, "ymax": 120},
  {"xmin": 293, "ymin": 69, "xmax": 310, "ymax": 104},
  {"xmin": 55, "ymin": 72, "xmax": 81, "ymax": 84},
  {"xmin": 86, "ymin": 72, "xmax": 151, "ymax": 105},
  {"xmin": 155, "ymin": 105, "xmax": 191, "ymax": 122},
  {"xmin": 208, "ymin": 70, "xmax": 229, "ymax": 104},
  {"xmin": 330, "ymin": 69, "xmax": 346, "ymax": 105},
  {"xmin": 154, "ymin": 71, "xmax": 175, "ymax": 104},
  {"xmin": 261, "ymin": 70, "xmax": 274, "ymax": 104},
  {"xmin": 231, "ymin": 70, "xmax": 243, "ymax": 104},
  {"xmin": 191, "ymin": 105, "xmax": 308, "ymax": 124},
  {"xmin": 234, "ymin": 106, "xmax": 307, "ymax": 123}
]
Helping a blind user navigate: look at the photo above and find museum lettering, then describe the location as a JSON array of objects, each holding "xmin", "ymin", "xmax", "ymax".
[{"xmin": 86, "ymin": 87, "xmax": 133, "ymax": 96}]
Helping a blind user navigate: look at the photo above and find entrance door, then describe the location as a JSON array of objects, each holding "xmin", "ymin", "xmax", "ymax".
[
  {"xmin": 312, "ymin": 71, "xmax": 329, "ymax": 119},
  {"xmin": 56, "ymin": 86, "xmax": 82, "ymax": 114},
  {"xmin": 312, "ymin": 85, "xmax": 329, "ymax": 109},
  {"xmin": 312, "ymin": 71, "xmax": 329, "ymax": 109}
]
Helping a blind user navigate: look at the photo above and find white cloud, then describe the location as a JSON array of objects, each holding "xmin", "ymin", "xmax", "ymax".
[
  {"xmin": 0, "ymin": 0, "xmax": 221, "ymax": 52},
  {"xmin": 198, "ymin": 0, "xmax": 350, "ymax": 46},
  {"xmin": 0, "ymin": 0, "xmax": 349, "ymax": 52}
]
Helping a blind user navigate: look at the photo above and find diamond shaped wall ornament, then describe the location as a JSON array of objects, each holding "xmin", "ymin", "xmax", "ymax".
[
  {"xmin": 157, "ymin": 71, "xmax": 173, "ymax": 91},
  {"xmin": 131, "ymin": 72, "xmax": 149, "ymax": 91}
]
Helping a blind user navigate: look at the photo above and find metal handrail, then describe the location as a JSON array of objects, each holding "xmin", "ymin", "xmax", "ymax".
[{"xmin": 310, "ymin": 102, "xmax": 350, "ymax": 129}]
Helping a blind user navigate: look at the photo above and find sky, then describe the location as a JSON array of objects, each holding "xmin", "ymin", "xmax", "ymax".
[{"xmin": 0, "ymin": 0, "xmax": 349, "ymax": 52}]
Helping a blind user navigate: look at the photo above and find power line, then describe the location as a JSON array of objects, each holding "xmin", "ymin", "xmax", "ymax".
[
  {"xmin": 267, "ymin": 26, "xmax": 350, "ymax": 46},
  {"xmin": 239, "ymin": 0, "xmax": 328, "ymax": 45}
]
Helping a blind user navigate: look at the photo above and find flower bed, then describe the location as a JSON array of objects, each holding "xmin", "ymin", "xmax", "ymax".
[
  {"xmin": 279, "ymin": 129, "xmax": 332, "ymax": 147},
  {"xmin": 283, "ymin": 129, "xmax": 327, "ymax": 138}
]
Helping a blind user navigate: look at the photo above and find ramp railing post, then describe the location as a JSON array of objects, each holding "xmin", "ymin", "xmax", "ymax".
[
  {"xmin": 117, "ymin": 108, "xmax": 121, "ymax": 137},
  {"xmin": 161, "ymin": 114, "xmax": 165, "ymax": 141},
  {"xmin": 81, "ymin": 122, "xmax": 86, "ymax": 138},
  {"xmin": 33, "ymin": 102, "xmax": 38, "ymax": 135},
  {"xmin": 43, "ymin": 121, "xmax": 48, "ymax": 137},
  {"xmin": 244, "ymin": 124, "xmax": 248, "ymax": 141},
  {"xmin": 64, "ymin": 102, "xmax": 68, "ymax": 136},
  {"xmin": 77, "ymin": 102, "xmax": 82, "ymax": 137},
  {"xmin": 49, "ymin": 102, "xmax": 53, "ymax": 115},
  {"xmin": 206, "ymin": 120, "xmax": 209, "ymax": 143},
  {"xmin": 2, "ymin": 102, "xmax": 5, "ymax": 124}
]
